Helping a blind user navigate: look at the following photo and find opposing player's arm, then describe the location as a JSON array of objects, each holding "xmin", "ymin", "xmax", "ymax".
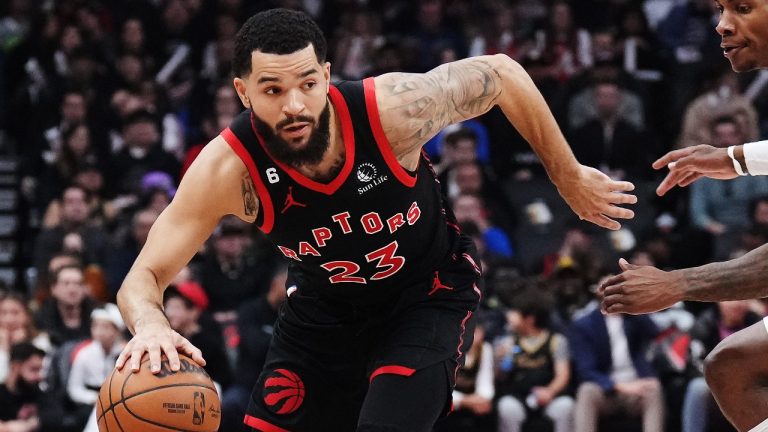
[{"xmin": 116, "ymin": 136, "xmax": 256, "ymax": 370}]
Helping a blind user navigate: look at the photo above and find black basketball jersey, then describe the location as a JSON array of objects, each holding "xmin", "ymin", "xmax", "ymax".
[{"xmin": 221, "ymin": 78, "xmax": 459, "ymax": 306}]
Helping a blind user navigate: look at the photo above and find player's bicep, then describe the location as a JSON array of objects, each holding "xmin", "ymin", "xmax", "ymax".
[
  {"xmin": 132, "ymin": 140, "xmax": 249, "ymax": 288},
  {"xmin": 374, "ymin": 56, "xmax": 504, "ymax": 155}
]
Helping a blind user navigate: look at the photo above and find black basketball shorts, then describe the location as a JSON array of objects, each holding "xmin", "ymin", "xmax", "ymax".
[{"xmin": 243, "ymin": 238, "xmax": 482, "ymax": 432}]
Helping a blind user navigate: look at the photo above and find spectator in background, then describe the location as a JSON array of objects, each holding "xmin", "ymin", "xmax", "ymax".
[
  {"xmin": 682, "ymin": 300, "xmax": 761, "ymax": 432},
  {"xmin": 433, "ymin": 324, "xmax": 494, "ymax": 432},
  {"xmin": 221, "ymin": 264, "xmax": 287, "ymax": 432},
  {"xmin": 195, "ymin": 216, "xmax": 273, "ymax": 324},
  {"xmin": 677, "ymin": 68, "xmax": 759, "ymax": 150},
  {"xmin": 106, "ymin": 209, "xmax": 158, "ymax": 295},
  {"xmin": 569, "ymin": 297, "xmax": 664, "ymax": 432},
  {"xmin": 0, "ymin": 293, "xmax": 50, "ymax": 383},
  {"xmin": 468, "ymin": 2, "xmax": 532, "ymax": 61},
  {"xmin": 163, "ymin": 282, "xmax": 232, "ymax": 390},
  {"xmin": 688, "ymin": 116, "xmax": 768, "ymax": 259},
  {"xmin": 332, "ymin": 9, "xmax": 385, "ymax": 80},
  {"xmin": 408, "ymin": 0, "xmax": 466, "ymax": 72},
  {"xmin": 453, "ymin": 193, "xmax": 514, "ymax": 260},
  {"xmin": 42, "ymin": 162, "xmax": 117, "ymax": 230},
  {"xmin": 568, "ymin": 79, "xmax": 651, "ymax": 179},
  {"xmin": 0, "ymin": 342, "xmax": 45, "ymax": 432},
  {"xmin": 33, "ymin": 185, "xmax": 110, "ymax": 278},
  {"xmin": 34, "ymin": 264, "xmax": 97, "ymax": 347},
  {"xmin": 108, "ymin": 110, "xmax": 180, "ymax": 198},
  {"xmin": 117, "ymin": 17, "xmax": 157, "ymax": 73},
  {"xmin": 529, "ymin": 0, "xmax": 591, "ymax": 84},
  {"xmin": 495, "ymin": 288, "xmax": 574, "ymax": 432},
  {"xmin": 66, "ymin": 303, "xmax": 126, "ymax": 429}
]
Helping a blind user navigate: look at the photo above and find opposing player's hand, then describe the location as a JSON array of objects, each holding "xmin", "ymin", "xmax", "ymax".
[
  {"xmin": 598, "ymin": 258, "xmax": 685, "ymax": 314},
  {"xmin": 115, "ymin": 319, "xmax": 206, "ymax": 374},
  {"xmin": 558, "ymin": 165, "xmax": 636, "ymax": 230},
  {"xmin": 653, "ymin": 145, "xmax": 737, "ymax": 196}
]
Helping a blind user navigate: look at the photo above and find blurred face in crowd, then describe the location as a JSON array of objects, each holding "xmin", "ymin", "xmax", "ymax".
[
  {"xmin": 551, "ymin": 2, "xmax": 574, "ymax": 32},
  {"xmin": 164, "ymin": 297, "xmax": 198, "ymax": 332},
  {"xmin": 163, "ymin": 0, "xmax": 191, "ymax": 33},
  {"xmin": 132, "ymin": 210, "xmax": 158, "ymax": 246},
  {"xmin": 61, "ymin": 187, "xmax": 89, "ymax": 224},
  {"xmin": 65, "ymin": 124, "xmax": 90, "ymax": 156},
  {"xmin": 91, "ymin": 319, "xmax": 120, "ymax": 349},
  {"xmin": 75, "ymin": 168, "xmax": 104, "ymax": 194},
  {"xmin": 444, "ymin": 136, "xmax": 477, "ymax": 166},
  {"xmin": 123, "ymin": 119, "xmax": 159, "ymax": 149},
  {"xmin": 453, "ymin": 195, "xmax": 486, "ymax": 225},
  {"xmin": 455, "ymin": 163, "xmax": 483, "ymax": 195},
  {"xmin": 15, "ymin": 355, "xmax": 44, "ymax": 393},
  {"xmin": 60, "ymin": 25, "xmax": 82, "ymax": 53},
  {"xmin": 62, "ymin": 93, "xmax": 86, "ymax": 124},
  {"xmin": 712, "ymin": 120, "xmax": 743, "ymax": 148},
  {"xmin": 52, "ymin": 267, "xmax": 87, "ymax": 308},
  {"xmin": 0, "ymin": 297, "xmax": 29, "ymax": 334},
  {"xmin": 716, "ymin": 0, "xmax": 768, "ymax": 72},
  {"xmin": 719, "ymin": 300, "xmax": 750, "ymax": 328},
  {"xmin": 236, "ymin": 44, "xmax": 332, "ymax": 168},
  {"xmin": 215, "ymin": 85, "xmax": 240, "ymax": 117},
  {"xmin": 122, "ymin": 19, "xmax": 145, "ymax": 52},
  {"xmin": 118, "ymin": 54, "xmax": 144, "ymax": 85},
  {"xmin": 594, "ymin": 83, "xmax": 621, "ymax": 120}
]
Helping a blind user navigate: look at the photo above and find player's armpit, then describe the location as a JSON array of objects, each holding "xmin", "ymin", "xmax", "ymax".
[{"xmin": 373, "ymin": 55, "xmax": 505, "ymax": 160}]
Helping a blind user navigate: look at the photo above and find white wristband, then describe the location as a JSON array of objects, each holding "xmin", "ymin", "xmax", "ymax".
[
  {"xmin": 728, "ymin": 145, "xmax": 747, "ymax": 176},
  {"xmin": 743, "ymin": 140, "xmax": 768, "ymax": 176}
]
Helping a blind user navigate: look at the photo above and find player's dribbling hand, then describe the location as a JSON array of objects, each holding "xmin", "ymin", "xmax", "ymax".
[
  {"xmin": 598, "ymin": 258, "xmax": 685, "ymax": 314},
  {"xmin": 653, "ymin": 144, "xmax": 737, "ymax": 196},
  {"xmin": 558, "ymin": 165, "xmax": 636, "ymax": 230},
  {"xmin": 115, "ymin": 319, "xmax": 206, "ymax": 374}
]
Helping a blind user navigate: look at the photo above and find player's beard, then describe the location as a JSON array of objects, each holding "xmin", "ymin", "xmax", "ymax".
[{"xmin": 252, "ymin": 101, "xmax": 331, "ymax": 168}]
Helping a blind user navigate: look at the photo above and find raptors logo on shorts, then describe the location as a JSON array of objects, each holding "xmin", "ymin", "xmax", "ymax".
[{"xmin": 263, "ymin": 368, "xmax": 305, "ymax": 415}]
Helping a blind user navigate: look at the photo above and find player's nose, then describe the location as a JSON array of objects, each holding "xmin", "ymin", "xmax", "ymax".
[
  {"xmin": 282, "ymin": 89, "xmax": 306, "ymax": 117},
  {"xmin": 716, "ymin": 12, "xmax": 734, "ymax": 36}
]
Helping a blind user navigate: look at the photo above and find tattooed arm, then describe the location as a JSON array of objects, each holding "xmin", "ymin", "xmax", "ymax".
[
  {"xmin": 116, "ymin": 137, "xmax": 254, "ymax": 373},
  {"xmin": 374, "ymin": 54, "xmax": 637, "ymax": 230}
]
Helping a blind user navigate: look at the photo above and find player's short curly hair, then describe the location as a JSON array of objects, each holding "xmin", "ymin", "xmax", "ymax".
[{"xmin": 233, "ymin": 8, "xmax": 327, "ymax": 77}]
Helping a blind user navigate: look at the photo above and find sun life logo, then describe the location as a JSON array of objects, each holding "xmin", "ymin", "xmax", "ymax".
[{"xmin": 356, "ymin": 163, "xmax": 377, "ymax": 183}]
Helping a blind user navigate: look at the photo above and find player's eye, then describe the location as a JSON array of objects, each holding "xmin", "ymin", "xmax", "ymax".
[
  {"xmin": 303, "ymin": 81, "xmax": 317, "ymax": 90},
  {"xmin": 736, "ymin": 4, "xmax": 751, "ymax": 13},
  {"xmin": 265, "ymin": 87, "xmax": 282, "ymax": 95}
]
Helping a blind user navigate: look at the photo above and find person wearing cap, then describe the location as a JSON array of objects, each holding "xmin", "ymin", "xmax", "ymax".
[
  {"xmin": 163, "ymin": 282, "xmax": 232, "ymax": 390},
  {"xmin": 66, "ymin": 303, "xmax": 126, "ymax": 406}
]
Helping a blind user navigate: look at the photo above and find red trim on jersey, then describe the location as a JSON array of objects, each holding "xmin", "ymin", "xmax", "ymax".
[
  {"xmin": 369, "ymin": 365, "xmax": 416, "ymax": 382},
  {"xmin": 362, "ymin": 77, "xmax": 418, "ymax": 188},
  {"xmin": 454, "ymin": 311, "xmax": 473, "ymax": 380},
  {"xmin": 221, "ymin": 128, "xmax": 275, "ymax": 233},
  {"xmin": 249, "ymin": 85, "xmax": 355, "ymax": 195},
  {"xmin": 243, "ymin": 415, "xmax": 290, "ymax": 432}
]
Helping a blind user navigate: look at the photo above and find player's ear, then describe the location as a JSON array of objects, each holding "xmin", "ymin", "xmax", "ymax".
[
  {"xmin": 323, "ymin": 62, "xmax": 331, "ymax": 93},
  {"xmin": 233, "ymin": 77, "xmax": 249, "ymax": 108}
]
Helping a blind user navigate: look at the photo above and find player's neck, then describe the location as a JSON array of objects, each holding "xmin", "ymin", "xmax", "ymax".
[{"xmin": 295, "ymin": 101, "xmax": 344, "ymax": 182}]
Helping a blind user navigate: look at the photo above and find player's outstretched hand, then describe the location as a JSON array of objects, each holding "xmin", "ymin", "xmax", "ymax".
[
  {"xmin": 653, "ymin": 144, "xmax": 737, "ymax": 196},
  {"xmin": 599, "ymin": 258, "xmax": 685, "ymax": 314},
  {"xmin": 558, "ymin": 164, "xmax": 636, "ymax": 230},
  {"xmin": 115, "ymin": 319, "xmax": 206, "ymax": 374}
]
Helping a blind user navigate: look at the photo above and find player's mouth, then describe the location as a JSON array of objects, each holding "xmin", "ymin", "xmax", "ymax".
[
  {"xmin": 722, "ymin": 44, "xmax": 745, "ymax": 58},
  {"xmin": 282, "ymin": 123, "xmax": 310, "ymax": 138}
]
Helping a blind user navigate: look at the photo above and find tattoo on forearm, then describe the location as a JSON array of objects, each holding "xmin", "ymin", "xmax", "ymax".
[
  {"xmin": 379, "ymin": 58, "xmax": 503, "ymax": 153},
  {"xmin": 241, "ymin": 174, "xmax": 257, "ymax": 216},
  {"xmin": 682, "ymin": 244, "xmax": 768, "ymax": 301}
]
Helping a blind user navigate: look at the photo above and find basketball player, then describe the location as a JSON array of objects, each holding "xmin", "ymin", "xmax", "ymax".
[
  {"xmin": 599, "ymin": 2, "xmax": 768, "ymax": 431},
  {"xmin": 114, "ymin": 9, "xmax": 636, "ymax": 432}
]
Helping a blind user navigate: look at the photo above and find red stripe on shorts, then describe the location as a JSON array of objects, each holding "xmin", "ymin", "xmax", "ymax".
[
  {"xmin": 369, "ymin": 365, "xmax": 416, "ymax": 382},
  {"xmin": 244, "ymin": 415, "xmax": 290, "ymax": 432}
]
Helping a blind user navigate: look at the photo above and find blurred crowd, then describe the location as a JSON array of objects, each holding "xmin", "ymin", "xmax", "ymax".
[{"xmin": 1, "ymin": 0, "xmax": 768, "ymax": 431}]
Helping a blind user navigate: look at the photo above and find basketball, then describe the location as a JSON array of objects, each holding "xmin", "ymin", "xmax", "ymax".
[{"xmin": 96, "ymin": 353, "xmax": 221, "ymax": 432}]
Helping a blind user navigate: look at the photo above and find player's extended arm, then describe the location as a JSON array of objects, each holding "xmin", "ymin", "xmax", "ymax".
[
  {"xmin": 374, "ymin": 54, "xmax": 635, "ymax": 230},
  {"xmin": 600, "ymin": 243, "xmax": 768, "ymax": 314},
  {"xmin": 653, "ymin": 144, "xmax": 742, "ymax": 196},
  {"xmin": 116, "ymin": 137, "xmax": 256, "ymax": 373}
]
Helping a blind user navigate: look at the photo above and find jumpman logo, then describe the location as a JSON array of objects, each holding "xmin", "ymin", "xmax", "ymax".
[
  {"xmin": 428, "ymin": 271, "xmax": 454, "ymax": 296},
  {"xmin": 281, "ymin": 186, "xmax": 307, "ymax": 214}
]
